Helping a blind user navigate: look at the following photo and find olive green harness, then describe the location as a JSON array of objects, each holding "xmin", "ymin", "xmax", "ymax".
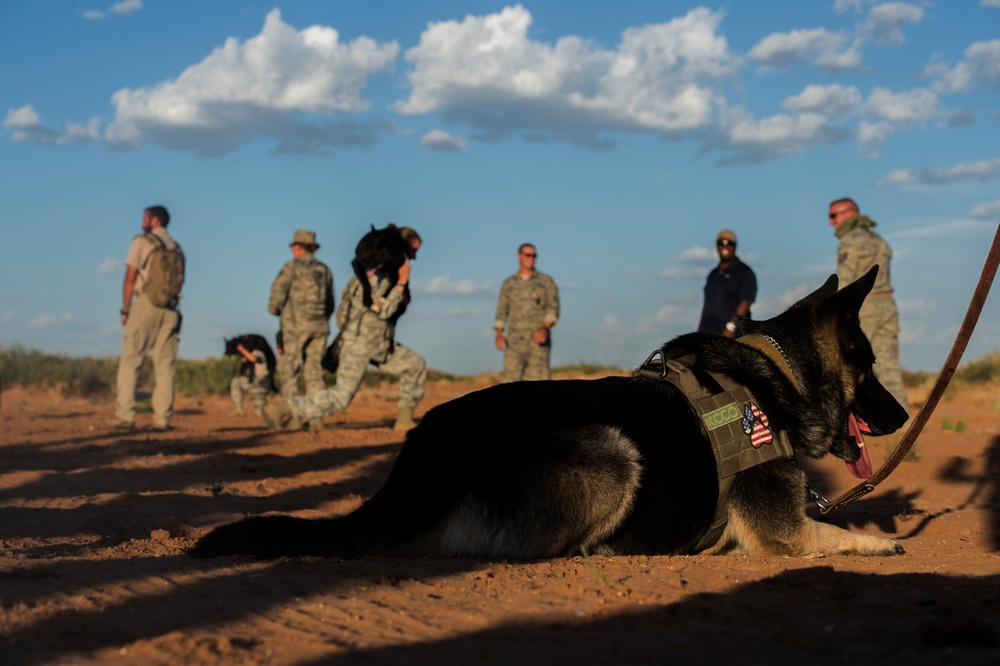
[{"xmin": 631, "ymin": 335, "xmax": 796, "ymax": 552}]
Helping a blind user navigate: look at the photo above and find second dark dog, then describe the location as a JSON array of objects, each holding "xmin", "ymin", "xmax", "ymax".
[{"xmin": 351, "ymin": 224, "xmax": 414, "ymax": 309}]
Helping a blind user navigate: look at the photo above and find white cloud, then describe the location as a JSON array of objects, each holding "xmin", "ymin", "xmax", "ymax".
[
  {"xmin": 659, "ymin": 266, "xmax": 708, "ymax": 280},
  {"xmin": 678, "ymin": 245, "xmax": 716, "ymax": 263},
  {"xmin": 722, "ymin": 110, "xmax": 852, "ymax": 163},
  {"xmin": 96, "ymin": 258, "xmax": 123, "ymax": 275},
  {"xmin": 635, "ymin": 304, "xmax": 696, "ymax": 335},
  {"xmin": 929, "ymin": 39, "xmax": 1000, "ymax": 93},
  {"xmin": 110, "ymin": 0, "xmax": 143, "ymax": 16},
  {"xmin": 781, "ymin": 84, "xmax": 861, "ymax": 115},
  {"xmin": 396, "ymin": 5, "xmax": 736, "ymax": 147},
  {"xmin": 982, "ymin": 0, "xmax": 1000, "ymax": 8},
  {"xmin": 104, "ymin": 9, "xmax": 400, "ymax": 156},
  {"xmin": 3, "ymin": 104, "xmax": 101, "ymax": 144},
  {"xmin": 419, "ymin": 129, "xmax": 467, "ymax": 152},
  {"xmin": 863, "ymin": 87, "xmax": 940, "ymax": 122},
  {"xmin": 857, "ymin": 120, "xmax": 895, "ymax": 157},
  {"xmin": 898, "ymin": 299, "xmax": 934, "ymax": 316},
  {"xmin": 861, "ymin": 2, "xmax": 924, "ymax": 45},
  {"xmin": 747, "ymin": 28, "xmax": 860, "ymax": 72},
  {"xmin": 834, "ymin": 0, "xmax": 873, "ymax": 13},
  {"xmin": 83, "ymin": 10, "xmax": 105, "ymax": 20},
  {"xmin": 416, "ymin": 275, "xmax": 495, "ymax": 296},
  {"xmin": 971, "ymin": 198, "xmax": 1000, "ymax": 218},
  {"xmin": 753, "ymin": 283, "xmax": 816, "ymax": 319},
  {"xmin": 27, "ymin": 313, "xmax": 83, "ymax": 328},
  {"xmin": 889, "ymin": 219, "xmax": 992, "ymax": 238},
  {"xmin": 877, "ymin": 157, "xmax": 1000, "ymax": 186}
]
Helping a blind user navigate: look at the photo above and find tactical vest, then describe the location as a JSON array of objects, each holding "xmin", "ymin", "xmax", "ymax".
[{"xmin": 632, "ymin": 349, "xmax": 795, "ymax": 552}]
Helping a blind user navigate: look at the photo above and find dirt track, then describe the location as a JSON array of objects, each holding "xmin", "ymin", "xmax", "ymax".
[{"xmin": 1, "ymin": 377, "xmax": 999, "ymax": 665}]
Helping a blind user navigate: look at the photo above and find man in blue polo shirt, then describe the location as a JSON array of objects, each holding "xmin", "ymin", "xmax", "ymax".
[{"xmin": 697, "ymin": 229, "xmax": 757, "ymax": 338}]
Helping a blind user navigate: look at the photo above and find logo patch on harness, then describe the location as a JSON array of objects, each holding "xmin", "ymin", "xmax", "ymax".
[
  {"xmin": 742, "ymin": 403, "xmax": 772, "ymax": 448},
  {"xmin": 703, "ymin": 402, "xmax": 742, "ymax": 430}
]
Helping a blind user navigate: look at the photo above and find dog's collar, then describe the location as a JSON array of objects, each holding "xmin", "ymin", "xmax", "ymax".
[{"xmin": 737, "ymin": 333, "xmax": 801, "ymax": 394}]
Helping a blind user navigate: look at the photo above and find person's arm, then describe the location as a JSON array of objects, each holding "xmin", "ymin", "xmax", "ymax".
[
  {"xmin": 371, "ymin": 260, "xmax": 411, "ymax": 320},
  {"xmin": 533, "ymin": 276, "xmax": 559, "ymax": 344},
  {"xmin": 493, "ymin": 279, "xmax": 510, "ymax": 351},
  {"xmin": 267, "ymin": 263, "xmax": 292, "ymax": 316},
  {"xmin": 722, "ymin": 299, "xmax": 753, "ymax": 339},
  {"xmin": 324, "ymin": 269, "xmax": 335, "ymax": 320},
  {"xmin": 235, "ymin": 343, "xmax": 258, "ymax": 364},
  {"xmin": 120, "ymin": 264, "xmax": 139, "ymax": 326}
]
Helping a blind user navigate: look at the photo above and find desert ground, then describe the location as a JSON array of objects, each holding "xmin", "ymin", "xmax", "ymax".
[{"xmin": 1, "ymin": 373, "xmax": 999, "ymax": 665}]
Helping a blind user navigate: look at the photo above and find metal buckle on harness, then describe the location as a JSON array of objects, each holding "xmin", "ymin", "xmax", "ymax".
[{"xmin": 640, "ymin": 349, "xmax": 668, "ymax": 379}]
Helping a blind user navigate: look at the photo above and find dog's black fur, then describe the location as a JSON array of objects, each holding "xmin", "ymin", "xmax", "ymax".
[
  {"xmin": 224, "ymin": 334, "xmax": 277, "ymax": 388},
  {"xmin": 351, "ymin": 224, "xmax": 414, "ymax": 309},
  {"xmin": 193, "ymin": 267, "xmax": 908, "ymax": 560}
]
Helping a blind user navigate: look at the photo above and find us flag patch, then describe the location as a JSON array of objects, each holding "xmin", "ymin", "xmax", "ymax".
[{"xmin": 742, "ymin": 403, "xmax": 772, "ymax": 448}]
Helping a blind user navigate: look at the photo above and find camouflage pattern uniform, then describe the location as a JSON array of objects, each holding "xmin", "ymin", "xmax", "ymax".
[
  {"xmin": 268, "ymin": 251, "xmax": 334, "ymax": 400},
  {"xmin": 835, "ymin": 214, "xmax": 910, "ymax": 413},
  {"xmin": 229, "ymin": 350, "xmax": 272, "ymax": 417},
  {"xmin": 494, "ymin": 271, "xmax": 560, "ymax": 382},
  {"xmin": 289, "ymin": 272, "xmax": 426, "ymax": 419}
]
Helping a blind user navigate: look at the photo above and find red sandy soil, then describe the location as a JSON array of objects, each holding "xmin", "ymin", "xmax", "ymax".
[{"xmin": 1, "ymin": 376, "xmax": 999, "ymax": 665}]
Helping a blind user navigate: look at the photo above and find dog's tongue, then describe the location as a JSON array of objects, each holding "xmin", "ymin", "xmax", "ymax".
[{"xmin": 845, "ymin": 413, "xmax": 872, "ymax": 479}]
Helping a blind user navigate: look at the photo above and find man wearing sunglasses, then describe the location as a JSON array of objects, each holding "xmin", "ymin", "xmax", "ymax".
[
  {"xmin": 697, "ymin": 229, "xmax": 757, "ymax": 339},
  {"xmin": 494, "ymin": 243, "xmax": 560, "ymax": 382},
  {"xmin": 828, "ymin": 197, "xmax": 909, "ymax": 417}
]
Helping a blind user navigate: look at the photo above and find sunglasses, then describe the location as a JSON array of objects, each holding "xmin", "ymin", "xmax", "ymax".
[
  {"xmin": 829, "ymin": 209, "xmax": 854, "ymax": 219},
  {"xmin": 716, "ymin": 240, "xmax": 735, "ymax": 247},
  {"xmin": 521, "ymin": 252, "xmax": 537, "ymax": 258}
]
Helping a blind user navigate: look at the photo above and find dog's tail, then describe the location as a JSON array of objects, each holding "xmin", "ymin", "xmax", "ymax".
[
  {"xmin": 189, "ymin": 515, "xmax": 345, "ymax": 559},
  {"xmin": 189, "ymin": 482, "xmax": 437, "ymax": 559}
]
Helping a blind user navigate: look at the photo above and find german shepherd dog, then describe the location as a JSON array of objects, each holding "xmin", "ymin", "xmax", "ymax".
[
  {"xmin": 351, "ymin": 224, "xmax": 414, "ymax": 309},
  {"xmin": 192, "ymin": 267, "xmax": 908, "ymax": 560}
]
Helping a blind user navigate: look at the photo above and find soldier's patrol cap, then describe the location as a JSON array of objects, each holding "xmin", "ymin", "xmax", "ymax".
[
  {"xmin": 716, "ymin": 229, "xmax": 737, "ymax": 244},
  {"xmin": 291, "ymin": 229, "xmax": 319, "ymax": 248}
]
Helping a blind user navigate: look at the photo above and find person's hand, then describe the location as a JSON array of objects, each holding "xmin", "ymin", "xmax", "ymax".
[
  {"xmin": 120, "ymin": 312, "xmax": 128, "ymax": 327},
  {"xmin": 495, "ymin": 331, "xmax": 506, "ymax": 351},
  {"xmin": 397, "ymin": 258, "xmax": 412, "ymax": 285},
  {"xmin": 721, "ymin": 328, "xmax": 735, "ymax": 339},
  {"xmin": 533, "ymin": 327, "xmax": 549, "ymax": 345}
]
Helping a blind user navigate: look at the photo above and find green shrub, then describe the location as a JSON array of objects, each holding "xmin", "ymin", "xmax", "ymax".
[
  {"xmin": 175, "ymin": 357, "xmax": 240, "ymax": 396},
  {"xmin": 0, "ymin": 344, "xmax": 119, "ymax": 398}
]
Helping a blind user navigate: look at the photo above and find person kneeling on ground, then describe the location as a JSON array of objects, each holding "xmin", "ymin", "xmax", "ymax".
[{"xmin": 265, "ymin": 227, "xmax": 426, "ymax": 432}]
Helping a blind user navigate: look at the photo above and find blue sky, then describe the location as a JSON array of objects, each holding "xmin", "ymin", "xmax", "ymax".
[{"xmin": 2, "ymin": 0, "xmax": 998, "ymax": 376}]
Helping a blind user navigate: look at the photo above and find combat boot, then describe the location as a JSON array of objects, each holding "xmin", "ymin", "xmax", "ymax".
[
  {"xmin": 393, "ymin": 405, "xmax": 417, "ymax": 432},
  {"xmin": 262, "ymin": 401, "xmax": 302, "ymax": 431}
]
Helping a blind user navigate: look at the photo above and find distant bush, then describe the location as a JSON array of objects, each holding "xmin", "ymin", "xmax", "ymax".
[
  {"xmin": 904, "ymin": 352, "xmax": 1000, "ymax": 390},
  {"xmin": 3, "ymin": 344, "xmax": 997, "ymax": 399},
  {"xmin": 553, "ymin": 362, "xmax": 626, "ymax": 376},
  {"xmin": 175, "ymin": 357, "xmax": 240, "ymax": 396},
  {"xmin": 0, "ymin": 344, "xmax": 119, "ymax": 398},
  {"xmin": 955, "ymin": 352, "xmax": 1000, "ymax": 384}
]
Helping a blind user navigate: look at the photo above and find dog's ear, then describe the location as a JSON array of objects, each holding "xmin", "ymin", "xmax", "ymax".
[
  {"xmin": 789, "ymin": 274, "xmax": 839, "ymax": 310},
  {"xmin": 829, "ymin": 265, "xmax": 878, "ymax": 315}
]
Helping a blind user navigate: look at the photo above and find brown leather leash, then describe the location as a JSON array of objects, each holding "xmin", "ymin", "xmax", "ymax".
[{"xmin": 818, "ymin": 221, "xmax": 1000, "ymax": 515}]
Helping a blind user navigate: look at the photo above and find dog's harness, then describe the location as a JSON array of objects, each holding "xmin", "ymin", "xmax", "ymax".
[{"xmin": 632, "ymin": 339, "xmax": 795, "ymax": 552}]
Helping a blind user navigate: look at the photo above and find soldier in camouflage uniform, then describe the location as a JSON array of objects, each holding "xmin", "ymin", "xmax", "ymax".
[
  {"xmin": 494, "ymin": 243, "xmax": 560, "ymax": 382},
  {"xmin": 829, "ymin": 198, "xmax": 910, "ymax": 416},
  {"xmin": 267, "ymin": 228, "xmax": 425, "ymax": 432},
  {"xmin": 268, "ymin": 230, "xmax": 334, "ymax": 423}
]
